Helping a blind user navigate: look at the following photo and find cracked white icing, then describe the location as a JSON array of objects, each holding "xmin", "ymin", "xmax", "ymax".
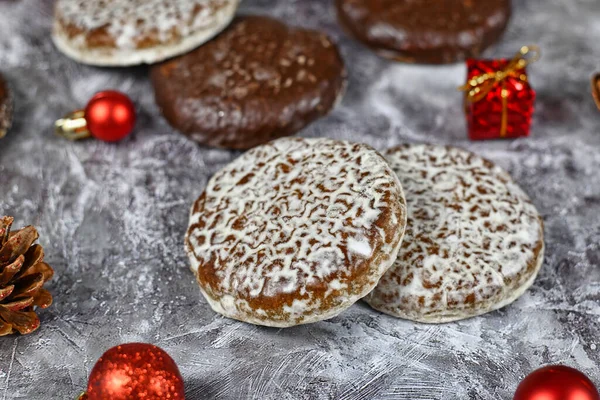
[
  {"xmin": 365, "ymin": 144, "xmax": 544, "ymax": 323},
  {"xmin": 185, "ymin": 137, "xmax": 407, "ymax": 327}
]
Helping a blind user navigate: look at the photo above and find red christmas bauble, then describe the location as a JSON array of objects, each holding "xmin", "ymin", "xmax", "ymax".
[
  {"xmin": 514, "ymin": 365, "xmax": 600, "ymax": 400},
  {"xmin": 86, "ymin": 343, "xmax": 185, "ymax": 400},
  {"xmin": 84, "ymin": 91, "xmax": 135, "ymax": 142}
]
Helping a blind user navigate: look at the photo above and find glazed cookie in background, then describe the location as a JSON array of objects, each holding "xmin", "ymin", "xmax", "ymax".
[
  {"xmin": 336, "ymin": 0, "xmax": 511, "ymax": 64},
  {"xmin": 52, "ymin": 0, "xmax": 240, "ymax": 66},
  {"xmin": 151, "ymin": 16, "xmax": 346, "ymax": 150},
  {"xmin": 185, "ymin": 137, "xmax": 407, "ymax": 327},
  {"xmin": 0, "ymin": 73, "xmax": 12, "ymax": 139},
  {"xmin": 365, "ymin": 144, "xmax": 544, "ymax": 323}
]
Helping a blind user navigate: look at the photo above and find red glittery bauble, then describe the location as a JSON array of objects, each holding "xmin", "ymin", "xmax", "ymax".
[
  {"xmin": 84, "ymin": 91, "xmax": 136, "ymax": 142},
  {"xmin": 514, "ymin": 365, "xmax": 600, "ymax": 400},
  {"xmin": 87, "ymin": 343, "xmax": 185, "ymax": 400}
]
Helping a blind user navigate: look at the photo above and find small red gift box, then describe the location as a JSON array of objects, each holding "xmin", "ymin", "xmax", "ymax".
[{"xmin": 461, "ymin": 46, "xmax": 539, "ymax": 141}]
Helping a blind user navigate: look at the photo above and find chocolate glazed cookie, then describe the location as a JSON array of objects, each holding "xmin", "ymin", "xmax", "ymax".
[
  {"xmin": 0, "ymin": 73, "xmax": 12, "ymax": 139},
  {"xmin": 336, "ymin": 0, "xmax": 511, "ymax": 64},
  {"xmin": 150, "ymin": 16, "xmax": 346, "ymax": 150}
]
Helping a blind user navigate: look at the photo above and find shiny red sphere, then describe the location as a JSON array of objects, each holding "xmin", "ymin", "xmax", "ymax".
[
  {"xmin": 514, "ymin": 365, "xmax": 599, "ymax": 400},
  {"xmin": 87, "ymin": 343, "xmax": 185, "ymax": 400},
  {"xmin": 84, "ymin": 91, "xmax": 136, "ymax": 142}
]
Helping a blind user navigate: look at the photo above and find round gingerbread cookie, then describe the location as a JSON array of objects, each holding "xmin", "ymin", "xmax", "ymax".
[
  {"xmin": 365, "ymin": 144, "xmax": 544, "ymax": 323},
  {"xmin": 150, "ymin": 16, "xmax": 346, "ymax": 150},
  {"xmin": 0, "ymin": 73, "xmax": 12, "ymax": 139},
  {"xmin": 52, "ymin": 0, "xmax": 240, "ymax": 66},
  {"xmin": 185, "ymin": 137, "xmax": 407, "ymax": 327},
  {"xmin": 336, "ymin": 0, "xmax": 511, "ymax": 64}
]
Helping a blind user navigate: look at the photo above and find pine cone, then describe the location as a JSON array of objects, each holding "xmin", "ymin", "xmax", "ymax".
[{"xmin": 0, "ymin": 216, "xmax": 53, "ymax": 335}]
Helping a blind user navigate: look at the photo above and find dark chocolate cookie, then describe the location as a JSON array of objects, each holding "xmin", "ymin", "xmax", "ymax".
[
  {"xmin": 0, "ymin": 73, "xmax": 12, "ymax": 139},
  {"xmin": 150, "ymin": 16, "xmax": 346, "ymax": 150},
  {"xmin": 336, "ymin": 0, "xmax": 511, "ymax": 64}
]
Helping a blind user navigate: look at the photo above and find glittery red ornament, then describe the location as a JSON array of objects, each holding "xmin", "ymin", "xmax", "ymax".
[
  {"xmin": 514, "ymin": 365, "xmax": 600, "ymax": 400},
  {"xmin": 461, "ymin": 46, "xmax": 538, "ymax": 141},
  {"xmin": 85, "ymin": 343, "xmax": 185, "ymax": 400},
  {"xmin": 84, "ymin": 91, "xmax": 136, "ymax": 142},
  {"xmin": 55, "ymin": 90, "xmax": 136, "ymax": 142}
]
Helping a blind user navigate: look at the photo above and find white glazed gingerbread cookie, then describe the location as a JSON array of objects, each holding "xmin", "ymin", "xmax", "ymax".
[
  {"xmin": 52, "ymin": 0, "xmax": 240, "ymax": 66},
  {"xmin": 185, "ymin": 137, "xmax": 407, "ymax": 327},
  {"xmin": 365, "ymin": 144, "xmax": 544, "ymax": 323}
]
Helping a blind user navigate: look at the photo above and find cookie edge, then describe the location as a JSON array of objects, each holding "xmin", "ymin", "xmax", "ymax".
[{"xmin": 367, "ymin": 227, "xmax": 544, "ymax": 324}]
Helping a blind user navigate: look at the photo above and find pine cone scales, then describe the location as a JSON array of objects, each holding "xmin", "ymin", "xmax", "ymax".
[{"xmin": 0, "ymin": 216, "xmax": 53, "ymax": 335}]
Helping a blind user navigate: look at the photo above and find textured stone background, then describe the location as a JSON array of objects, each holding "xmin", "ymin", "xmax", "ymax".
[{"xmin": 0, "ymin": 0, "xmax": 599, "ymax": 399}]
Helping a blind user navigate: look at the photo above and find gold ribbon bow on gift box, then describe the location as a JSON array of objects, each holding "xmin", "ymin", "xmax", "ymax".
[{"xmin": 459, "ymin": 45, "xmax": 540, "ymax": 137}]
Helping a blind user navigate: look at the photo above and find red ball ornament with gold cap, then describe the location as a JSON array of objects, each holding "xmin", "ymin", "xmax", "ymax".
[
  {"xmin": 55, "ymin": 91, "xmax": 136, "ymax": 142},
  {"xmin": 77, "ymin": 343, "xmax": 185, "ymax": 400},
  {"xmin": 513, "ymin": 365, "xmax": 600, "ymax": 400}
]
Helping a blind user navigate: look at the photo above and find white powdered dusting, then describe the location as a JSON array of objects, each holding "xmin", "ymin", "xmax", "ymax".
[
  {"xmin": 347, "ymin": 238, "xmax": 373, "ymax": 257},
  {"xmin": 366, "ymin": 144, "xmax": 545, "ymax": 323},
  {"xmin": 52, "ymin": 0, "xmax": 239, "ymax": 65},
  {"xmin": 185, "ymin": 137, "xmax": 407, "ymax": 327}
]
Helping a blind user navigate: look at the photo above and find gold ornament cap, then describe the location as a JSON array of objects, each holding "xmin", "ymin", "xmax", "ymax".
[{"xmin": 54, "ymin": 110, "xmax": 91, "ymax": 140}]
